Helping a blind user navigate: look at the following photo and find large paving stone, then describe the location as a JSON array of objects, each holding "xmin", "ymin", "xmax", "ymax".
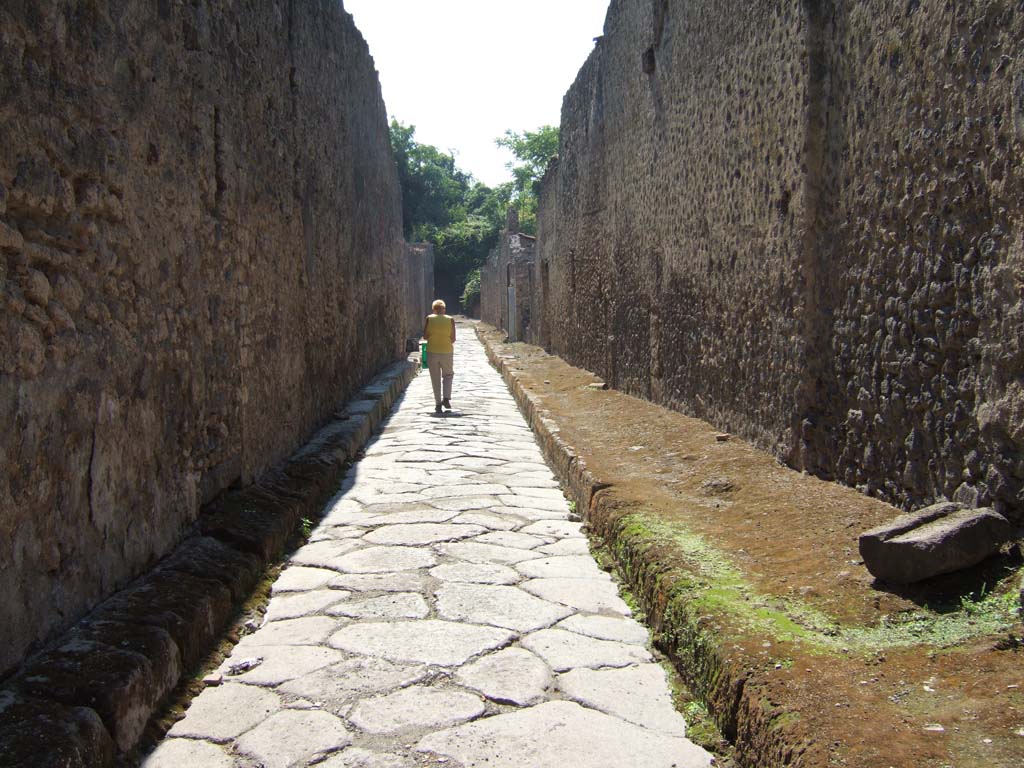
[
  {"xmin": 498, "ymin": 495, "xmax": 568, "ymax": 512},
  {"xmin": 167, "ymin": 683, "xmax": 280, "ymax": 742},
  {"xmin": 235, "ymin": 709, "xmax": 351, "ymax": 768},
  {"xmin": 455, "ymin": 647, "xmax": 551, "ymax": 706},
  {"xmin": 328, "ymin": 593, "xmax": 429, "ymax": 620},
  {"xmin": 538, "ymin": 538, "xmax": 591, "ymax": 556},
  {"xmin": 290, "ymin": 540, "xmax": 366, "ymax": 569},
  {"xmin": 278, "ymin": 657, "xmax": 427, "ymax": 710},
  {"xmin": 556, "ymin": 615, "xmax": 650, "ymax": 645},
  {"xmin": 521, "ymin": 578, "xmax": 631, "ymax": 615},
  {"xmin": 329, "ymin": 572, "xmax": 429, "ymax": 593},
  {"xmin": 520, "ymin": 520, "xmax": 583, "ymax": 539},
  {"xmin": 435, "ymin": 584, "xmax": 572, "ymax": 632},
  {"xmin": 317, "ymin": 748, "xmax": 415, "ymax": 767},
  {"xmin": 141, "ymin": 738, "xmax": 234, "ymax": 767},
  {"xmin": 359, "ymin": 507, "xmax": 460, "ymax": 525},
  {"xmin": 452, "ymin": 512, "xmax": 522, "ymax": 531},
  {"xmin": 516, "ymin": 556, "xmax": 605, "ymax": 579},
  {"xmin": 436, "ymin": 542, "xmax": 544, "ymax": 565},
  {"xmin": 473, "ymin": 531, "xmax": 550, "ymax": 549},
  {"xmin": 521, "ymin": 629, "xmax": 651, "ymax": 672},
  {"xmin": 430, "ymin": 562, "xmax": 520, "ymax": 585},
  {"xmin": 272, "ymin": 566, "xmax": 338, "ymax": 593},
  {"xmin": 219, "ymin": 645, "xmax": 345, "ymax": 686},
  {"xmin": 264, "ymin": 589, "xmax": 350, "ymax": 621},
  {"xmin": 430, "ymin": 496, "xmax": 503, "ymax": 512},
  {"xmin": 349, "ymin": 685, "xmax": 485, "ymax": 734},
  {"xmin": 237, "ymin": 616, "xmax": 341, "ymax": 646},
  {"xmin": 417, "ymin": 700, "xmax": 713, "ymax": 767},
  {"xmin": 363, "ymin": 523, "xmax": 486, "ymax": 546},
  {"xmin": 329, "ymin": 621, "xmax": 513, "ymax": 666},
  {"xmin": 557, "ymin": 665, "xmax": 687, "ymax": 735},
  {"xmin": 331, "ymin": 546, "xmax": 437, "ymax": 573}
]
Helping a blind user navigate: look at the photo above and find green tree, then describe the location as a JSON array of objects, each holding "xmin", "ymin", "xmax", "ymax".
[{"xmin": 495, "ymin": 125, "xmax": 559, "ymax": 233}]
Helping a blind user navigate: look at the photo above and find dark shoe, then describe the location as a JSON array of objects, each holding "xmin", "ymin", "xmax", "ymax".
[
  {"xmin": 435, "ymin": 404, "xmax": 443, "ymax": 414},
  {"xmin": 441, "ymin": 398, "xmax": 451, "ymax": 410}
]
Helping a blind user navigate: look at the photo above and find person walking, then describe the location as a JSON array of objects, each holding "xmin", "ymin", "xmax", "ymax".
[{"xmin": 423, "ymin": 299, "xmax": 456, "ymax": 414}]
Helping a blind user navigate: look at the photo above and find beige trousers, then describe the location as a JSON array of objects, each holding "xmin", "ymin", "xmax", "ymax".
[{"xmin": 427, "ymin": 352, "xmax": 454, "ymax": 404}]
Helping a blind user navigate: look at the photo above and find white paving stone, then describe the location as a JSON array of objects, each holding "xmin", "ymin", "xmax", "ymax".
[
  {"xmin": 219, "ymin": 644, "xmax": 345, "ymax": 685},
  {"xmin": 331, "ymin": 545, "xmax": 437, "ymax": 573},
  {"xmin": 363, "ymin": 523, "xmax": 485, "ymax": 546},
  {"xmin": 473, "ymin": 531, "xmax": 550, "ymax": 549},
  {"xmin": 316, "ymin": 748, "xmax": 415, "ymax": 768},
  {"xmin": 455, "ymin": 647, "xmax": 551, "ymax": 706},
  {"xmin": 429, "ymin": 496, "xmax": 503, "ymax": 512},
  {"xmin": 435, "ymin": 583, "xmax": 572, "ymax": 632},
  {"xmin": 167, "ymin": 683, "xmax": 280, "ymax": 742},
  {"xmin": 272, "ymin": 566, "xmax": 338, "ymax": 593},
  {"xmin": 278, "ymin": 657, "xmax": 428, "ymax": 709},
  {"xmin": 519, "ymin": 520, "xmax": 584, "ymax": 538},
  {"xmin": 239, "ymin": 616, "xmax": 340, "ymax": 646},
  {"xmin": 290, "ymin": 540, "xmax": 366, "ymax": 569},
  {"xmin": 537, "ymin": 537, "xmax": 591, "ymax": 556},
  {"xmin": 141, "ymin": 738, "xmax": 235, "ymax": 767},
  {"xmin": 521, "ymin": 577, "xmax": 631, "ymax": 615},
  {"xmin": 451, "ymin": 511, "xmax": 523, "ymax": 530},
  {"xmin": 557, "ymin": 664, "xmax": 688, "ymax": 735},
  {"xmin": 329, "ymin": 571, "xmax": 429, "ymax": 593},
  {"xmin": 235, "ymin": 709, "xmax": 351, "ymax": 768},
  {"xmin": 436, "ymin": 541, "xmax": 544, "ymax": 565},
  {"xmin": 349, "ymin": 685, "xmax": 485, "ymax": 733},
  {"xmin": 521, "ymin": 628, "xmax": 651, "ymax": 672},
  {"xmin": 263, "ymin": 589, "xmax": 350, "ymax": 621},
  {"xmin": 417, "ymin": 700, "xmax": 713, "ymax": 767},
  {"xmin": 329, "ymin": 620, "xmax": 514, "ymax": 666},
  {"xmin": 429, "ymin": 562, "xmax": 520, "ymax": 585},
  {"xmin": 359, "ymin": 507, "xmax": 460, "ymax": 525},
  {"xmin": 556, "ymin": 614, "xmax": 651, "ymax": 645},
  {"xmin": 328, "ymin": 592, "xmax": 429, "ymax": 620},
  {"xmin": 516, "ymin": 555, "xmax": 606, "ymax": 579}
]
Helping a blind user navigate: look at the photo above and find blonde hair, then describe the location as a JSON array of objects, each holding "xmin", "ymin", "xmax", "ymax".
[{"xmin": 432, "ymin": 299, "xmax": 446, "ymax": 314}]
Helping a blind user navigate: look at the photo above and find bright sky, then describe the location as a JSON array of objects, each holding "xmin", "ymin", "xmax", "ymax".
[{"xmin": 344, "ymin": 0, "xmax": 610, "ymax": 187}]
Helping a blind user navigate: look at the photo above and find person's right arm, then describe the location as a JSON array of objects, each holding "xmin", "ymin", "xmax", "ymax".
[{"xmin": 423, "ymin": 317, "xmax": 429, "ymax": 339}]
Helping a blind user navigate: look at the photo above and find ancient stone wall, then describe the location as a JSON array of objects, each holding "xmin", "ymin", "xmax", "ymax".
[
  {"xmin": 0, "ymin": 0, "xmax": 405, "ymax": 676},
  {"xmin": 479, "ymin": 221, "xmax": 537, "ymax": 341},
  {"xmin": 529, "ymin": 0, "xmax": 1024, "ymax": 520},
  {"xmin": 404, "ymin": 242, "xmax": 435, "ymax": 346}
]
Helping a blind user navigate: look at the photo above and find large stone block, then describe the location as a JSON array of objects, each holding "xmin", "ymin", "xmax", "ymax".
[
  {"xmin": 0, "ymin": 691, "xmax": 114, "ymax": 768},
  {"xmin": 859, "ymin": 502, "xmax": 1013, "ymax": 584}
]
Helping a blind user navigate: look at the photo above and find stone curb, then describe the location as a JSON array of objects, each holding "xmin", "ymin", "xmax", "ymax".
[
  {"xmin": 0, "ymin": 359, "xmax": 418, "ymax": 768},
  {"xmin": 475, "ymin": 326, "xmax": 807, "ymax": 768}
]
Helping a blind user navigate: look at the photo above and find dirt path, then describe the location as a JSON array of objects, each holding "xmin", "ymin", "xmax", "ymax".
[
  {"xmin": 141, "ymin": 323, "xmax": 713, "ymax": 767},
  {"xmin": 474, "ymin": 323, "xmax": 1023, "ymax": 768}
]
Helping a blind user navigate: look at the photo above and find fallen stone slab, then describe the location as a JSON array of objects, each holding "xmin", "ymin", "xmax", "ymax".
[
  {"xmin": 417, "ymin": 700, "xmax": 713, "ymax": 767},
  {"xmin": 859, "ymin": 502, "xmax": 1013, "ymax": 583}
]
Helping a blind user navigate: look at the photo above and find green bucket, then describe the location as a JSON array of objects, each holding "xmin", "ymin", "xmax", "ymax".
[{"xmin": 419, "ymin": 341, "xmax": 428, "ymax": 367}]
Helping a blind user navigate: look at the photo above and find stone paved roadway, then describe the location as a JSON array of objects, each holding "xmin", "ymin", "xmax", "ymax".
[{"xmin": 144, "ymin": 325, "xmax": 714, "ymax": 768}]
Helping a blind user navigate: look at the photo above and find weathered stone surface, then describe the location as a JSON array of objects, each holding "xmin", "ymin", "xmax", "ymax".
[
  {"xmin": 363, "ymin": 523, "xmax": 485, "ymax": 546},
  {"xmin": 272, "ymin": 566, "xmax": 339, "ymax": 593},
  {"xmin": 557, "ymin": 665, "xmax": 687, "ymax": 735},
  {"xmin": 430, "ymin": 496, "xmax": 503, "ymax": 512},
  {"xmin": 331, "ymin": 546, "xmax": 437, "ymax": 573},
  {"xmin": 538, "ymin": 538, "xmax": 591, "ymax": 556},
  {"xmin": 141, "ymin": 738, "xmax": 235, "ymax": 768},
  {"xmin": 430, "ymin": 562, "xmax": 520, "ymax": 585},
  {"xmin": 329, "ymin": 593, "xmax": 429, "ymax": 620},
  {"xmin": 317, "ymin": 747, "xmax": 415, "ymax": 768},
  {"xmin": 278, "ymin": 657, "xmax": 428, "ymax": 710},
  {"xmin": 1, "ymin": 0, "xmax": 408, "ymax": 677},
  {"xmin": 167, "ymin": 683, "xmax": 280, "ymax": 742},
  {"xmin": 521, "ymin": 578, "xmax": 631, "ymax": 616},
  {"xmin": 417, "ymin": 700, "xmax": 713, "ymax": 767},
  {"xmin": 264, "ymin": 590, "xmax": 350, "ymax": 622},
  {"xmin": 0, "ymin": 692, "xmax": 115, "ymax": 768},
  {"xmin": 235, "ymin": 709, "xmax": 351, "ymax": 768},
  {"xmin": 236, "ymin": 617, "xmax": 340, "ymax": 646},
  {"xmin": 329, "ymin": 572, "xmax": 429, "ymax": 593},
  {"xmin": 452, "ymin": 512, "xmax": 522, "ymax": 531},
  {"xmin": 290, "ymin": 540, "xmax": 367, "ymax": 570},
  {"xmin": 556, "ymin": 615, "xmax": 650, "ymax": 645},
  {"xmin": 435, "ymin": 584, "xmax": 572, "ymax": 632},
  {"xmin": 859, "ymin": 503, "xmax": 1014, "ymax": 583},
  {"xmin": 474, "ymin": 531, "xmax": 550, "ymax": 550},
  {"xmin": 219, "ymin": 645, "xmax": 345, "ymax": 686},
  {"xmin": 329, "ymin": 621, "xmax": 513, "ymax": 666},
  {"xmin": 349, "ymin": 685, "xmax": 485, "ymax": 734},
  {"xmin": 516, "ymin": 556, "xmax": 605, "ymax": 579},
  {"xmin": 520, "ymin": 521, "xmax": 583, "ymax": 539},
  {"xmin": 436, "ymin": 542, "xmax": 543, "ymax": 565},
  {"xmin": 455, "ymin": 648, "xmax": 552, "ymax": 706},
  {"xmin": 521, "ymin": 629, "xmax": 651, "ymax": 672},
  {"xmin": 489, "ymin": 0, "xmax": 1024, "ymax": 526},
  {"xmin": 360, "ymin": 507, "xmax": 460, "ymax": 526}
]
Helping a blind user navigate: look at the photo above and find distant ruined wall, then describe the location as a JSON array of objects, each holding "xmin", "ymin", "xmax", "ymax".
[
  {"xmin": 480, "ymin": 216, "xmax": 537, "ymax": 342},
  {"xmin": 404, "ymin": 242, "xmax": 434, "ymax": 344},
  {"xmin": 532, "ymin": 0, "xmax": 1024, "ymax": 520},
  {"xmin": 0, "ymin": 0, "xmax": 405, "ymax": 675}
]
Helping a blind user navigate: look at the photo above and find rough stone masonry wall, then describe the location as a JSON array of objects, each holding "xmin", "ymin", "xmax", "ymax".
[
  {"xmin": 535, "ymin": 0, "xmax": 1024, "ymax": 520},
  {"xmin": 0, "ymin": 0, "xmax": 405, "ymax": 677},
  {"xmin": 404, "ymin": 242, "xmax": 434, "ymax": 345}
]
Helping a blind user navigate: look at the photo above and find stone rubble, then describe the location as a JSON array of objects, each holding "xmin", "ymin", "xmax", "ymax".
[{"xmin": 143, "ymin": 327, "xmax": 713, "ymax": 767}]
